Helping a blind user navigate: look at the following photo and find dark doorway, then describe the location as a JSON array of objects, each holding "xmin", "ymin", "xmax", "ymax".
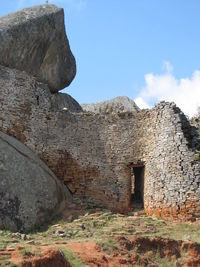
[{"xmin": 131, "ymin": 166, "xmax": 144, "ymax": 209}]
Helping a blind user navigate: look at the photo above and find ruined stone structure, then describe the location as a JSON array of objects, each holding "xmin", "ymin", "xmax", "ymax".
[
  {"xmin": 0, "ymin": 64, "xmax": 199, "ymax": 221},
  {"xmin": 0, "ymin": 5, "xmax": 199, "ymax": 225}
]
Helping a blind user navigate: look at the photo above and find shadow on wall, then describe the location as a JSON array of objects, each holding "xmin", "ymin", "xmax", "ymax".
[
  {"xmin": 128, "ymin": 162, "xmax": 145, "ymax": 210},
  {"xmin": 174, "ymin": 106, "xmax": 199, "ymax": 150}
]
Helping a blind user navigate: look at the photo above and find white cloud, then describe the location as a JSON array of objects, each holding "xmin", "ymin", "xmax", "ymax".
[
  {"xmin": 134, "ymin": 62, "xmax": 200, "ymax": 117},
  {"xmin": 134, "ymin": 97, "xmax": 150, "ymax": 109}
]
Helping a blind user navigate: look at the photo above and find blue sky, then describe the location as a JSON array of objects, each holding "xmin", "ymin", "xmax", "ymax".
[{"xmin": 1, "ymin": 0, "xmax": 200, "ymax": 116}]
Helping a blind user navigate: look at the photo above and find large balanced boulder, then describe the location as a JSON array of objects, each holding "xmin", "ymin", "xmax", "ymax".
[
  {"xmin": 0, "ymin": 131, "xmax": 72, "ymax": 233},
  {"xmin": 0, "ymin": 4, "xmax": 76, "ymax": 93}
]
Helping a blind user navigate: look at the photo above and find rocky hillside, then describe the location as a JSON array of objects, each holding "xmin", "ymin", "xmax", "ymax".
[{"xmin": 82, "ymin": 96, "xmax": 140, "ymax": 114}]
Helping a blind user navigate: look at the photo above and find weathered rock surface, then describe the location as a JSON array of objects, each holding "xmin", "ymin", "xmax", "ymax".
[
  {"xmin": 51, "ymin": 93, "xmax": 83, "ymax": 112},
  {"xmin": 0, "ymin": 65, "xmax": 82, "ymax": 115},
  {"xmin": 82, "ymin": 96, "xmax": 140, "ymax": 114},
  {"xmin": 0, "ymin": 131, "xmax": 72, "ymax": 233},
  {"xmin": 0, "ymin": 4, "xmax": 76, "ymax": 92}
]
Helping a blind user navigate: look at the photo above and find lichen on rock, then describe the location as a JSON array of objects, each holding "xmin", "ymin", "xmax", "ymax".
[
  {"xmin": 0, "ymin": 4, "xmax": 76, "ymax": 92},
  {"xmin": 0, "ymin": 131, "xmax": 72, "ymax": 233}
]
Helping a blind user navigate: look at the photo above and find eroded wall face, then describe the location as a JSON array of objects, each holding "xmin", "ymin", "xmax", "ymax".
[
  {"xmin": 0, "ymin": 66, "xmax": 199, "ymax": 219},
  {"xmin": 30, "ymin": 111, "xmax": 147, "ymax": 211},
  {"xmin": 141, "ymin": 104, "xmax": 200, "ymax": 220}
]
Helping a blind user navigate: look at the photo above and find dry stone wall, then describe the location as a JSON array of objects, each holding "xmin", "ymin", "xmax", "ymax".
[
  {"xmin": 0, "ymin": 65, "xmax": 199, "ymax": 220},
  {"xmin": 141, "ymin": 103, "xmax": 200, "ymax": 220}
]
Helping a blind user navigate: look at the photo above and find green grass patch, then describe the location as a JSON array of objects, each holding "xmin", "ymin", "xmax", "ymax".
[
  {"xmin": 20, "ymin": 247, "xmax": 34, "ymax": 257},
  {"xmin": 152, "ymin": 222, "xmax": 200, "ymax": 243},
  {"xmin": 0, "ymin": 254, "xmax": 11, "ymax": 266},
  {"xmin": 97, "ymin": 238, "xmax": 118, "ymax": 254},
  {"xmin": 60, "ymin": 248, "xmax": 85, "ymax": 267},
  {"xmin": 8, "ymin": 263, "xmax": 18, "ymax": 267}
]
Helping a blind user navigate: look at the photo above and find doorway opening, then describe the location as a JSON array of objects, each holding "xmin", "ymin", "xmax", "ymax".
[{"xmin": 131, "ymin": 165, "xmax": 144, "ymax": 209}]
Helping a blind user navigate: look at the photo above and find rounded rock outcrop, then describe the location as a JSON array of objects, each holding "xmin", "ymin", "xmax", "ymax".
[
  {"xmin": 82, "ymin": 96, "xmax": 140, "ymax": 114},
  {"xmin": 0, "ymin": 4, "xmax": 76, "ymax": 92},
  {"xmin": 0, "ymin": 131, "xmax": 72, "ymax": 233},
  {"xmin": 51, "ymin": 92, "xmax": 83, "ymax": 112}
]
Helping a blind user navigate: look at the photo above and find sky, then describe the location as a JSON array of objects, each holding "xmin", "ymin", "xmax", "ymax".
[{"xmin": 0, "ymin": 0, "xmax": 200, "ymax": 117}]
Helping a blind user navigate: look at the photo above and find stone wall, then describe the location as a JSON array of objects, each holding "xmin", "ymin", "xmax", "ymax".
[
  {"xmin": 0, "ymin": 65, "xmax": 199, "ymax": 220},
  {"xmin": 142, "ymin": 103, "xmax": 200, "ymax": 220}
]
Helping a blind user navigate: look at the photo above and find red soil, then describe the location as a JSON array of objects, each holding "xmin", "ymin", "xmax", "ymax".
[
  {"xmin": 66, "ymin": 237, "xmax": 200, "ymax": 267},
  {"xmin": 6, "ymin": 248, "xmax": 71, "ymax": 267},
  {"xmin": 1, "ymin": 236, "xmax": 200, "ymax": 267}
]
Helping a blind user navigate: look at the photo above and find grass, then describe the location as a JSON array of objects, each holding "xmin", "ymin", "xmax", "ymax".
[
  {"xmin": 151, "ymin": 253, "xmax": 176, "ymax": 267},
  {"xmin": 0, "ymin": 255, "xmax": 11, "ymax": 266},
  {"xmin": 0, "ymin": 211, "xmax": 199, "ymax": 265},
  {"xmin": 0, "ymin": 212, "xmax": 200, "ymax": 245},
  {"xmin": 60, "ymin": 248, "xmax": 85, "ymax": 267},
  {"xmin": 0, "ymin": 240, "xmax": 8, "ymax": 248},
  {"xmin": 163, "ymin": 223, "xmax": 200, "ymax": 242},
  {"xmin": 9, "ymin": 263, "xmax": 18, "ymax": 267},
  {"xmin": 131, "ymin": 248, "xmax": 178, "ymax": 267},
  {"xmin": 20, "ymin": 247, "xmax": 34, "ymax": 257},
  {"xmin": 97, "ymin": 238, "xmax": 118, "ymax": 254}
]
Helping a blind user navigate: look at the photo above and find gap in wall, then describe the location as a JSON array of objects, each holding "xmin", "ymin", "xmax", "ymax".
[{"xmin": 131, "ymin": 165, "xmax": 144, "ymax": 209}]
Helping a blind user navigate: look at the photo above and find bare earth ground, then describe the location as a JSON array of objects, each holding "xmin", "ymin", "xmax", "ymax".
[{"xmin": 0, "ymin": 209, "xmax": 200, "ymax": 266}]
